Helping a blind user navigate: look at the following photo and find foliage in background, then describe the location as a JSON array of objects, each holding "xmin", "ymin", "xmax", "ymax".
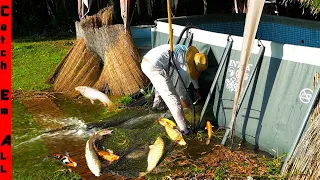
[
  {"xmin": 281, "ymin": 0, "xmax": 320, "ymax": 14},
  {"xmin": 13, "ymin": 0, "xmax": 79, "ymax": 38}
]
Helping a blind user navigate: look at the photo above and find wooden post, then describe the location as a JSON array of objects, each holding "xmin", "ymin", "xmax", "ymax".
[{"xmin": 228, "ymin": 0, "xmax": 265, "ymax": 139}]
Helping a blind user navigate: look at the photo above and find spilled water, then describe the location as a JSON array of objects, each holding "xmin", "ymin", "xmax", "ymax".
[{"xmin": 14, "ymin": 117, "xmax": 96, "ymax": 150}]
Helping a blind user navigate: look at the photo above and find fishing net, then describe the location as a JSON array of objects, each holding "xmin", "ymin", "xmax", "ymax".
[
  {"xmin": 283, "ymin": 73, "xmax": 320, "ymax": 179},
  {"xmin": 47, "ymin": 39, "xmax": 102, "ymax": 97},
  {"xmin": 92, "ymin": 25, "xmax": 149, "ymax": 95}
]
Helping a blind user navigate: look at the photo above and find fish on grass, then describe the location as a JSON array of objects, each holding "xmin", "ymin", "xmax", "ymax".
[
  {"xmin": 158, "ymin": 118, "xmax": 177, "ymax": 128},
  {"xmin": 75, "ymin": 86, "xmax": 115, "ymax": 111},
  {"xmin": 159, "ymin": 120, "xmax": 186, "ymax": 146},
  {"xmin": 205, "ymin": 120, "xmax": 213, "ymax": 145},
  {"xmin": 139, "ymin": 136, "xmax": 165, "ymax": 177},
  {"xmin": 93, "ymin": 139, "xmax": 119, "ymax": 162},
  {"xmin": 44, "ymin": 152, "xmax": 77, "ymax": 167},
  {"xmin": 85, "ymin": 129, "xmax": 118, "ymax": 177}
]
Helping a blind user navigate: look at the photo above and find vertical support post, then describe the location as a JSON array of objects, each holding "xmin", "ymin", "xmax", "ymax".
[
  {"xmin": 196, "ymin": 37, "xmax": 233, "ymax": 131},
  {"xmin": 221, "ymin": 42, "xmax": 265, "ymax": 145}
]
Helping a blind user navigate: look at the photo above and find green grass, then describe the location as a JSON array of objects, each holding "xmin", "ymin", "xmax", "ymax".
[{"xmin": 12, "ymin": 40, "xmax": 74, "ymax": 91}]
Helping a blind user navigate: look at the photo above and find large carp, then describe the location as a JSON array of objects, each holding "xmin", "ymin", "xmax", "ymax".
[
  {"xmin": 140, "ymin": 136, "xmax": 165, "ymax": 177},
  {"xmin": 159, "ymin": 120, "xmax": 187, "ymax": 146},
  {"xmin": 85, "ymin": 129, "xmax": 115, "ymax": 177},
  {"xmin": 75, "ymin": 86, "xmax": 115, "ymax": 111}
]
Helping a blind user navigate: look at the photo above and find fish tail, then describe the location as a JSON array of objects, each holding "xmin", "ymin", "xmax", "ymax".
[{"xmin": 206, "ymin": 138, "xmax": 211, "ymax": 145}]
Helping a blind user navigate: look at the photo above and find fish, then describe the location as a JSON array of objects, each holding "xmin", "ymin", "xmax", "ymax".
[
  {"xmin": 158, "ymin": 118, "xmax": 177, "ymax": 128},
  {"xmin": 75, "ymin": 86, "xmax": 115, "ymax": 111},
  {"xmin": 205, "ymin": 120, "xmax": 213, "ymax": 145},
  {"xmin": 92, "ymin": 140, "xmax": 119, "ymax": 162},
  {"xmin": 140, "ymin": 137, "xmax": 165, "ymax": 177},
  {"xmin": 85, "ymin": 129, "xmax": 114, "ymax": 177},
  {"xmin": 46, "ymin": 152, "xmax": 77, "ymax": 167},
  {"xmin": 159, "ymin": 122, "xmax": 186, "ymax": 146}
]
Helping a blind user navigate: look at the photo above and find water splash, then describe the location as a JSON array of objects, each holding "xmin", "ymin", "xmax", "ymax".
[{"xmin": 14, "ymin": 117, "xmax": 96, "ymax": 148}]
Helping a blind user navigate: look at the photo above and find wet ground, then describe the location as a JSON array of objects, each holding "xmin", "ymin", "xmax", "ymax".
[{"xmin": 12, "ymin": 92, "xmax": 280, "ymax": 179}]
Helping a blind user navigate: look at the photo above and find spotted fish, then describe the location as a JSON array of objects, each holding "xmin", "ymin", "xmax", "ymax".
[{"xmin": 46, "ymin": 152, "xmax": 77, "ymax": 167}]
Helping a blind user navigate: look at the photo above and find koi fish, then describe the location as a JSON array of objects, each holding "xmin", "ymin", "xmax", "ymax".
[
  {"xmin": 159, "ymin": 122, "xmax": 186, "ymax": 146},
  {"xmin": 46, "ymin": 152, "xmax": 77, "ymax": 167},
  {"xmin": 92, "ymin": 136, "xmax": 119, "ymax": 162},
  {"xmin": 140, "ymin": 137, "xmax": 165, "ymax": 177},
  {"xmin": 158, "ymin": 118, "xmax": 177, "ymax": 128},
  {"xmin": 205, "ymin": 120, "xmax": 213, "ymax": 145},
  {"xmin": 85, "ymin": 129, "xmax": 116, "ymax": 177},
  {"xmin": 75, "ymin": 86, "xmax": 115, "ymax": 111}
]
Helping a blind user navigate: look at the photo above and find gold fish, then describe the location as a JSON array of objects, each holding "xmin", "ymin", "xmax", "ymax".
[
  {"xmin": 158, "ymin": 118, "xmax": 177, "ymax": 128},
  {"xmin": 85, "ymin": 129, "xmax": 114, "ymax": 177},
  {"xmin": 94, "ymin": 148, "xmax": 119, "ymax": 162},
  {"xmin": 164, "ymin": 124, "xmax": 187, "ymax": 146},
  {"xmin": 205, "ymin": 121, "xmax": 213, "ymax": 145},
  {"xmin": 140, "ymin": 137, "xmax": 165, "ymax": 177}
]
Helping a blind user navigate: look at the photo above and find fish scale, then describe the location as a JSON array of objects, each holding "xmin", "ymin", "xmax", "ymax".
[
  {"xmin": 85, "ymin": 129, "xmax": 114, "ymax": 177},
  {"xmin": 85, "ymin": 137, "xmax": 102, "ymax": 177},
  {"xmin": 147, "ymin": 137, "xmax": 165, "ymax": 172}
]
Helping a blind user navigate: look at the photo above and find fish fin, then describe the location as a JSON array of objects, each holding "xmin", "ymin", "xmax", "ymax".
[
  {"xmin": 206, "ymin": 138, "xmax": 211, "ymax": 145},
  {"xmin": 205, "ymin": 126, "xmax": 207, "ymax": 130},
  {"xmin": 65, "ymin": 152, "xmax": 69, "ymax": 157},
  {"xmin": 90, "ymin": 99, "xmax": 94, "ymax": 104}
]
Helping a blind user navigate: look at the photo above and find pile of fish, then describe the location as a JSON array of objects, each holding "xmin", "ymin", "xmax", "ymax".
[
  {"xmin": 85, "ymin": 129, "xmax": 119, "ymax": 177},
  {"xmin": 45, "ymin": 86, "xmax": 214, "ymax": 177}
]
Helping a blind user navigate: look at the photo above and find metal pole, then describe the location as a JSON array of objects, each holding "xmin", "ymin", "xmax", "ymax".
[
  {"xmin": 222, "ymin": 42, "xmax": 265, "ymax": 145},
  {"xmin": 195, "ymin": 37, "xmax": 233, "ymax": 131},
  {"xmin": 281, "ymin": 80, "xmax": 320, "ymax": 173}
]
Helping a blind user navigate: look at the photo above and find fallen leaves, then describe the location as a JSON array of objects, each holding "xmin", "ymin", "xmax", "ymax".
[{"xmin": 160, "ymin": 144, "xmax": 281, "ymax": 179}]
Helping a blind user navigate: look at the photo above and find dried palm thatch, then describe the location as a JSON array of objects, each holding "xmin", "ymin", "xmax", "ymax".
[
  {"xmin": 80, "ymin": 6, "xmax": 113, "ymax": 29},
  {"xmin": 311, "ymin": 72, "xmax": 320, "ymax": 122},
  {"xmin": 283, "ymin": 115, "xmax": 320, "ymax": 179},
  {"xmin": 281, "ymin": 0, "xmax": 320, "ymax": 15},
  {"xmin": 92, "ymin": 25, "xmax": 149, "ymax": 95},
  {"xmin": 282, "ymin": 73, "xmax": 320, "ymax": 179},
  {"xmin": 76, "ymin": 6, "xmax": 113, "ymax": 39},
  {"xmin": 47, "ymin": 39, "xmax": 102, "ymax": 97}
]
